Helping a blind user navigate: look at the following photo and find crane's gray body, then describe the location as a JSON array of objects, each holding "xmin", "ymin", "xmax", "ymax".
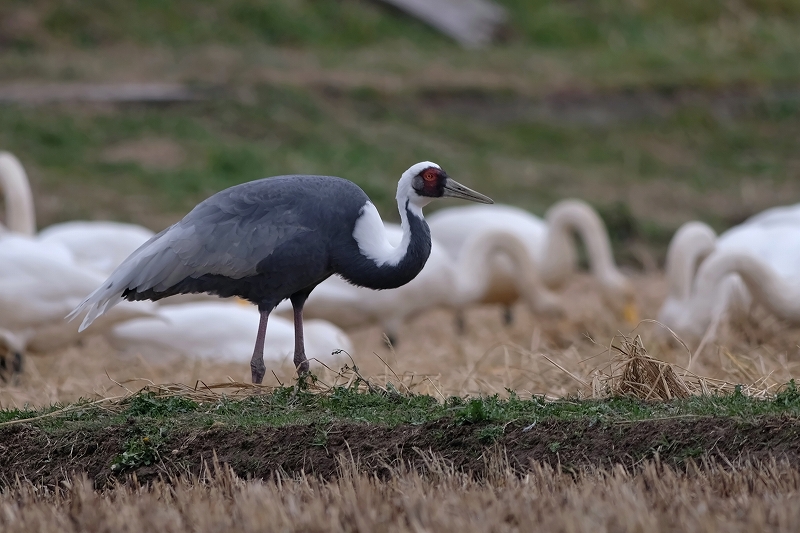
[{"xmin": 72, "ymin": 175, "xmax": 432, "ymax": 328}]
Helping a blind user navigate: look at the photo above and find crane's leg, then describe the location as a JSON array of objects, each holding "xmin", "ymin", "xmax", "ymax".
[
  {"xmin": 290, "ymin": 292, "xmax": 311, "ymax": 375},
  {"xmin": 250, "ymin": 308, "xmax": 270, "ymax": 384}
]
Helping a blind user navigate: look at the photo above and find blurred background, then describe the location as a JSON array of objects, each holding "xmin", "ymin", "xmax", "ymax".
[
  {"xmin": 2, "ymin": 0, "xmax": 799, "ymax": 267},
  {"xmin": 3, "ymin": 1, "xmax": 800, "ymax": 406}
]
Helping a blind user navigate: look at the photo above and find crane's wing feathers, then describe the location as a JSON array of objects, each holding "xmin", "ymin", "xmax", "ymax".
[{"xmin": 68, "ymin": 179, "xmax": 316, "ymax": 331}]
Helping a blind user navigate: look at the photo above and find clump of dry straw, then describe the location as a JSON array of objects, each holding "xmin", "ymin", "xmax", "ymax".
[
  {"xmin": 592, "ymin": 334, "xmax": 692, "ymax": 401},
  {"xmin": 589, "ymin": 330, "xmax": 772, "ymax": 401}
]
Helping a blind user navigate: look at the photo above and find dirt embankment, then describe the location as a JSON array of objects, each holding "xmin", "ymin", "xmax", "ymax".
[{"xmin": 1, "ymin": 416, "xmax": 799, "ymax": 488}]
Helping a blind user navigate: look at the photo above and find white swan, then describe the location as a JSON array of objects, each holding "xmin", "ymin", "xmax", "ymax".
[
  {"xmin": 37, "ymin": 221, "xmax": 155, "ymax": 276},
  {"xmin": 109, "ymin": 302, "xmax": 352, "ymax": 369},
  {"xmin": 277, "ymin": 223, "xmax": 562, "ymax": 341},
  {"xmin": 427, "ymin": 199, "xmax": 636, "ymax": 321},
  {"xmin": 659, "ymin": 211, "xmax": 800, "ymax": 340},
  {"xmin": 0, "ymin": 151, "xmax": 154, "ymax": 275},
  {"xmin": 664, "ymin": 249, "xmax": 799, "ymax": 341},
  {"xmin": 0, "ymin": 235, "xmax": 157, "ymax": 355},
  {"xmin": 658, "ymin": 221, "xmax": 719, "ymax": 329}
]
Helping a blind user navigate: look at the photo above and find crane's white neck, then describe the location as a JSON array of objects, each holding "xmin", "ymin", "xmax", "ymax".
[
  {"xmin": 352, "ymin": 168, "xmax": 431, "ymax": 268},
  {"xmin": 540, "ymin": 199, "xmax": 630, "ymax": 301},
  {"xmin": 0, "ymin": 152, "xmax": 36, "ymax": 236},
  {"xmin": 450, "ymin": 230, "xmax": 561, "ymax": 314}
]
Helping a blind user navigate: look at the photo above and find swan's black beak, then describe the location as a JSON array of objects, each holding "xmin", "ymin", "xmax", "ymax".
[{"xmin": 441, "ymin": 179, "xmax": 493, "ymax": 204}]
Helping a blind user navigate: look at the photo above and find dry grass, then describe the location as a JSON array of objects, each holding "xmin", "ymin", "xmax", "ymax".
[
  {"xmin": 593, "ymin": 333, "xmax": 693, "ymax": 401},
  {"xmin": 2, "ymin": 273, "xmax": 800, "ymax": 409},
  {"xmin": 1, "ymin": 453, "xmax": 800, "ymax": 532},
  {"xmin": 3, "ymin": 274, "xmax": 800, "ymax": 532}
]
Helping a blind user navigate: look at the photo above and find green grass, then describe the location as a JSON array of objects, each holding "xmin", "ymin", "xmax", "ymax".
[
  {"xmin": 2, "ymin": 83, "xmax": 799, "ymax": 265},
  {"xmin": 3, "ymin": 1, "xmax": 800, "ymax": 263},
  {"xmin": 4, "ymin": 0, "xmax": 800, "ymax": 86},
  {"xmin": 6, "ymin": 0, "xmax": 800, "ymax": 52},
  {"xmin": 5, "ymin": 381, "xmax": 800, "ymax": 437},
  {"xmin": 4, "ymin": 384, "xmax": 800, "ymax": 472}
]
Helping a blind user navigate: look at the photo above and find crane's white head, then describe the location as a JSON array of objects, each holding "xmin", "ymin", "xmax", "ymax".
[{"xmin": 398, "ymin": 161, "xmax": 493, "ymax": 210}]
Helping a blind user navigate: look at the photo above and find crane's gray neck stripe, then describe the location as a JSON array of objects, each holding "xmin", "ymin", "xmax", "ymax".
[{"xmin": 352, "ymin": 199, "xmax": 421, "ymax": 268}]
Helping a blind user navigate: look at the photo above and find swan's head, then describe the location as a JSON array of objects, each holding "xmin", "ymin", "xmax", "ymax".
[
  {"xmin": 398, "ymin": 162, "xmax": 493, "ymax": 210},
  {"xmin": 596, "ymin": 271, "xmax": 639, "ymax": 325},
  {"xmin": 657, "ymin": 273, "xmax": 747, "ymax": 344}
]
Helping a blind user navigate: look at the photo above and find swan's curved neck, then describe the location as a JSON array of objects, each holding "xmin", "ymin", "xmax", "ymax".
[
  {"xmin": 665, "ymin": 221, "xmax": 717, "ymax": 301},
  {"xmin": 694, "ymin": 251, "xmax": 800, "ymax": 322},
  {"xmin": 0, "ymin": 153, "xmax": 36, "ymax": 236},
  {"xmin": 540, "ymin": 200, "xmax": 619, "ymax": 286},
  {"xmin": 451, "ymin": 230, "xmax": 549, "ymax": 310}
]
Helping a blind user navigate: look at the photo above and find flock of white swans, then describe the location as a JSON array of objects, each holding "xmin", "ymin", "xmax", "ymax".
[{"xmin": 1, "ymin": 149, "xmax": 798, "ymax": 380}]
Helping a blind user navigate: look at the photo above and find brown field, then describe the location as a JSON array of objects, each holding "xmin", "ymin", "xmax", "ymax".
[
  {"xmin": 3, "ymin": 272, "xmax": 799, "ymax": 409},
  {"xmin": 2, "ymin": 454, "xmax": 800, "ymax": 533},
  {"xmin": 4, "ymin": 273, "xmax": 800, "ymax": 533}
]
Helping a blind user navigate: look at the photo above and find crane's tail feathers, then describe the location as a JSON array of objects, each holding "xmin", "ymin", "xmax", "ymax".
[
  {"xmin": 66, "ymin": 290, "xmax": 125, "ymax": 332},
  {"xmin": 65, "ymin": 227, "xmax": 172, "ymax": 332}
]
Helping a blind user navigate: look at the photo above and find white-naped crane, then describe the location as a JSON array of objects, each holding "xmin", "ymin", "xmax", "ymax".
[
  {"xmin": 69, "ymin": 162, "xmax": 493, "ymax": 383},
  {"xmin": 109, "ymin": 301, "xmax": 353, "ymax": 369},
  {"xmin": 277, "ymin": 222, "xmax": 562, "ymax": 343},
  {"xmin": 659, "ymin": 207, "xmax": 800, "ymax": 343},
  {"xmin": 426, "ymin": 200, "xmax": 637, "ymax": 326}
]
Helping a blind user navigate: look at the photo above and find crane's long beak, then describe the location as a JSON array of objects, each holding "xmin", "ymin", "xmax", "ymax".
[{"xmin": 442, "ymin": 178, "xmax": 494, "ymax": 204}]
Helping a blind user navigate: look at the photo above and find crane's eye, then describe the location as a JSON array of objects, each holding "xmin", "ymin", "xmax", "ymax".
[{"xmin": 423, "ymin": 169, "xmax": 438, "ymax": 182}]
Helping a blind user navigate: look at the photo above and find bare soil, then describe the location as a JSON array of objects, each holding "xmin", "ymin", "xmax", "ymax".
[{"xmin": 2, "ymin": 415, "xmax": 799, "ymax": 488}]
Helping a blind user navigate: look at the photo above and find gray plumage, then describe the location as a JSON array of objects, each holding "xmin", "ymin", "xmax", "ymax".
[{"xmin": 72, "ymin": 176, "xmax": 422, "ymax": 326}]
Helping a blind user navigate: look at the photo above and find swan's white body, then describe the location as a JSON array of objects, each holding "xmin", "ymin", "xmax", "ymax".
[
  {"xmin": 659, "ymin": 207, "xmax": 800, "ymax": 340},
  {"xmin": 0, "ymin": 151, "xmax": 154, "ymax": 275},
  {"xmin": 427, "ymin": 200, "xmax": 634, "ymax": 315},
  {"xmin": 38, "ymin": 221, "xmax": 155, "ymax": 276},
  {"xmin": 0, "ymin": 235, "xmax": 157, "ymax": 353},
  {"xmin": 277, "ymin": 223, "xmax": 561, "ymax": 337},
  {"xmin": 428, "ymin": 204, "xmax": 549, "ymax": 305},
  {"xmin": 109, "ymin": 303, "xmax": 352, "ymax": 369}
]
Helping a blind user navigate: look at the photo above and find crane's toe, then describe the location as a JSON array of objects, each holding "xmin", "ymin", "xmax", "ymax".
[{"xmin": 294, "ymin": 353, "xmax": 310, "ymax": 375}]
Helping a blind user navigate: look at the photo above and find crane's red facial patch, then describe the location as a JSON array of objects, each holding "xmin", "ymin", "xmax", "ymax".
[
  {"xmin": 413, "ymin": 166, "xmax": 447, "ymax": 197},
  {"xmin": 422, "ymin": 168, "xmax": 439, "ymax": 182}
]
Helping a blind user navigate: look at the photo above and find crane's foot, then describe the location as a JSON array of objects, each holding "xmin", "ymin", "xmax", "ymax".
[
  {"xmin": 294, "ymin": 354, "xmax": 310, "ymax": 376},
  {"xmin": 250, "ymin": 360, "xmax": 266, "ymax": 385}
]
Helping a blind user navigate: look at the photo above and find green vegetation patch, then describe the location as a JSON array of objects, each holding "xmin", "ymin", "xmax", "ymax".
[
  {"xmin": 3, "ymin": 84, "xmax": 800, "ymax": 260},
  {"xmin": 3, "ymin": 382, "xmax": 800, "ymax": 438},
  {"xmin": 2, "ymin": 384, "xmax": 800, "ymax": 481}
]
